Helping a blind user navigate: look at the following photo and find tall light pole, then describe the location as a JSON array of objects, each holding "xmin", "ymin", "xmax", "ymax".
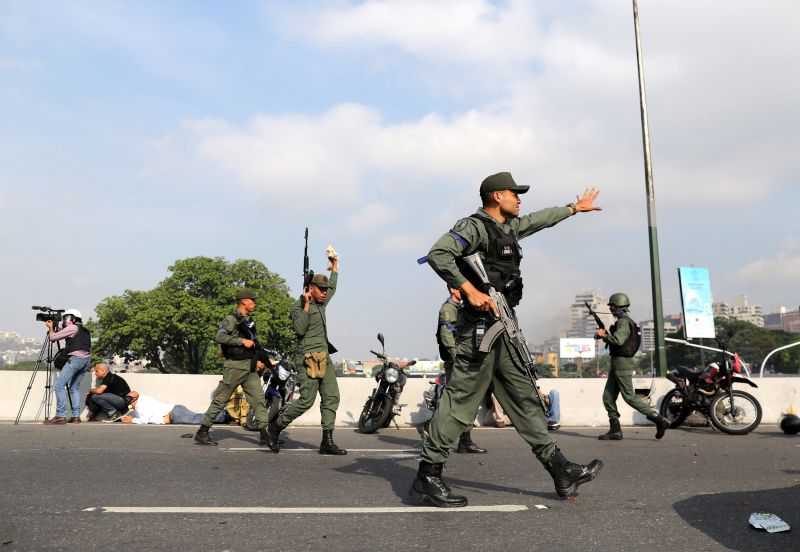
[{"xmin": 632, "ymin": 0, "xmax": 667, "ymax": 376}]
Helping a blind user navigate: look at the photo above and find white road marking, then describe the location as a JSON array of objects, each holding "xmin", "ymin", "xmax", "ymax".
[
  {"xmin": 222, "ymin": 448, "xmax": 420, "ymax": 453},
  {"xmin": 83, "ymin": 505, "xmax": 528, "ymax": 514}
]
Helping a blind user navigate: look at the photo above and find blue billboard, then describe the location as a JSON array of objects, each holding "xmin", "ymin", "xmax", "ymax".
[{"xmin": 678, "ymin": 267, "xmax": 715, "ymax": 339}]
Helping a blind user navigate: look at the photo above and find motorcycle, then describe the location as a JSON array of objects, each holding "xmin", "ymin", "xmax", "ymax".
[
  {"xmin": 357, "ymin": 333, "xmax": 415, "ymax": 434},
  {"xmin": 660, "ymin": 339, "xmax": 762, "ymax": 435},
  {"xmin": 246, "ymin": 354, "xmax": 298, "ymax": 430}
]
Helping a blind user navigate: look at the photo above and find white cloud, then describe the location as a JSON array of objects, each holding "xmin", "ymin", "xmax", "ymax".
[
  {"xmin": 284, "ymin": 0, "xmax": 542, "ymax": 69},
  {"xmin": 344, "ymin": 202, "xmax": 397, "ymax": 233},
  {"xmin": 185, "ymin": 103, "xmax": 546, "ymax": 217},
  {"xmin": 0, "ymin": 56, "xmax": 41, "ymax": 72},
  {"xmin": 733, "ymin": 244, "xmax": 800, "ymax": 287}
]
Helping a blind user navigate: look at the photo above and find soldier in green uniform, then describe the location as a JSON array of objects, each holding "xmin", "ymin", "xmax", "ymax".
[
  {"xmin": 596, "ymin": 293, "xmax": 669, "ymax": 441},
  {"xmin": 409, "ymin": 172, "xmax": 604, "ymax": 507},
  {"xmin": 265, "ymin": 256, "xmax": 346, "ymax": 455},
  {"xmin": 194, "ymin": 288, "xmax": 270, "ymax": 446},
  {"xmin": 436, "ymin": 287, "xmax": 486, "ymax": 453}
]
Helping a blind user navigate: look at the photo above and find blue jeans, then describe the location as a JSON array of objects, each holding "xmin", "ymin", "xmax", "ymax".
[
  {"xmin": 546, "ymin": 389, "xmax": 561, "ymax": 425},
  {"xmin": 90, "ymin": 393, "xmax": 127, "ymax": 415},
  {"xmin": 170, "ymin": 405, "xmax": 226, "ymax": 425},
  {"xmin": 55, "ymin": 356, "xmax": 91, "ymax": 417}
]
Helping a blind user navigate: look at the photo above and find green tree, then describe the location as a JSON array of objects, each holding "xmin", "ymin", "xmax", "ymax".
[
  {"xmin": 89, "ymin": 257, "xmax": 296, "ymax": 373},
  {"xmin": 656, "ymin": 317, "xmax": 800, "ymax": 375}
]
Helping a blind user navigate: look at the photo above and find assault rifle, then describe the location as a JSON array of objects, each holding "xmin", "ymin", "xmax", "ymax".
[
  {"xmin": 584, "ymin": 301, "xmax": 608, "ymax": 349},
  {"xmin": 584, "ymin": 301, "xmax": 605, "ymax": 331},
  {"xmin": 461, "ymin": 253, "xmax": 549, "ymax": 416},
  {"xmin": 303, "ymin": 227, "xmax": 314, "ymax": 291}
]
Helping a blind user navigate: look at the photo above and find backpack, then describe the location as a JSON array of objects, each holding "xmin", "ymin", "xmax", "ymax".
[{"xmin": 617, "ymin": 315, "xmax": 642, "ymax": 358}]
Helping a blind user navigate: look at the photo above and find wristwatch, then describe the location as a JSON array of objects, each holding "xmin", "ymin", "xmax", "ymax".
[{"xmin": 566, "ymin": 202, "xmax": 577, "ymax": 215}]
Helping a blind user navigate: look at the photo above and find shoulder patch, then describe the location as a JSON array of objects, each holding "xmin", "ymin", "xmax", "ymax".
[
  {"xmin": 290, "ymin": 312, "xmax": 299, "ymax": 321},
  {"xmin": 453, "ymin": 218, "xmax": 470, "ymax": 232}
]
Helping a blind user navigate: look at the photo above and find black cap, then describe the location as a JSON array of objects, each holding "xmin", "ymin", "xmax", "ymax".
[{"xmin": 479, "ymin": 172, "xmax": 530, "ymax": 195}]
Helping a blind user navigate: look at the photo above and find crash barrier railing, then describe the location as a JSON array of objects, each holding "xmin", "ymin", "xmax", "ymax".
[
  {"xmin": 759, "ymin": 341, "xmax": 800, "ymax": 378},
  {"xmin": 664, "ymin": 337, "xmax": 752, "ymax": 378}
]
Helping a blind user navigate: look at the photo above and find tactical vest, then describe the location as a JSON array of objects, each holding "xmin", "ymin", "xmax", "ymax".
[
  {"xmin": 457, "ymin": 214, "xmax": 524, "ymax": 307},
  {"xmin": 64, "ymin": 324, "xmax": 91, "ymax": 354},
  {"xmin": 221, "ymin": 312, "xmax": 257, "ymax": 361},
  {"xmin": 608, "ymin": 315, "xmax": 641, "ymax": 358}
]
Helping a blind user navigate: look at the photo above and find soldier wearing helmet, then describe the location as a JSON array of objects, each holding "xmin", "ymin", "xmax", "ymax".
[
  {"xmin": 596, "ymin": 293, "xmax": 669, "ymax": 441},
  {"xmin": 193, "ymin": 288, "xmax": 270, "ymax": 446},
  {"xmin": 43, "ymin": 308, "xmax": 92, "ymax": 425}
]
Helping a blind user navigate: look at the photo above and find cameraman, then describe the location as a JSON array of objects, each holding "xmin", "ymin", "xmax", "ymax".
[{"xmin": 43, "ymin": 308, "xmax": 92, "ymax": 425}]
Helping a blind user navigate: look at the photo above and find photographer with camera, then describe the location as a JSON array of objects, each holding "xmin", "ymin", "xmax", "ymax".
[{"xmin": 43, "ymin": 308, "xmax": 91, "ymax": 425}]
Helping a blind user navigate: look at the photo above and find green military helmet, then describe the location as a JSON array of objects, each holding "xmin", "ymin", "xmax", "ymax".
[
  {"xmin": 608, "ymin": 293, "xmax": 631, "ymax": 308},
  {"xmin": 235, "ymin": 288, "xmax": 257, "ymax": 301}
]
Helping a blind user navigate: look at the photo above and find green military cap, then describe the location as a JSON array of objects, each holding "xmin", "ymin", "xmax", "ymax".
[
  {"xmin": 479, "ymin": 172, "xmax": 530, "ymax": 195},
  {"xmin": 235, "ymin": 288, "xmax": 257, "ymax": 301},
  {"xmin": 309, "ymin": 274, "xmax": 329, "ymax": 289}
]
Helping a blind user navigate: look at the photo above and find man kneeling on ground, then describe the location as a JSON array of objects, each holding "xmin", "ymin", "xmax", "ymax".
[
  {"xmin": 86, "ymin": 363, "xmax": 131, "ymax": 422},
  {"xmin": 121, "ymin": 391, "xmax": 226, "ymax": 425}
]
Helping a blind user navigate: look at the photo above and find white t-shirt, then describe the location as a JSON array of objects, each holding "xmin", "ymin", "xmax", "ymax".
[{"xmin": 129, "ymin": 394, "xmax": 175, "ymax": 425}]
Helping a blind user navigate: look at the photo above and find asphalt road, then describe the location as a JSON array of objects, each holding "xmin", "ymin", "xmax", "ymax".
[{"xmin": 1, "ymin": 422, "xmax": 797, "ymax": 551}]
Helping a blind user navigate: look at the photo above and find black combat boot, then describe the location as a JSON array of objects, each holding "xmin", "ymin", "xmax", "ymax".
[
  {"xmin": 319, "ymin": 429, "xmax": 347, "ymax": 455},
  {"xmin": 598, "ymin": 418, "xmax": 623, "ymax": 440},
  {"xmin": 646, "ymin": 412, "xmax": 669, "ymax": 440},
  {"xmin": 543, "ymin": 448, "xmax": 603, "ymax": 497},
  {"xmin": 259, "ymin": 426, "xmax": 272, "ymax": 448},
  {"xmin": 193, "ymin": 425, "xmax": 218, "ymax": 446},
  {"xmin": 455, "ymin": 430, "xmax": 487, "ymax": 454},
  {"xmin": 409, "ymin": 461, "xmax": 468, "ymax": 508},
  {"xmin": 264, "ymin": 420, "xmax": 282, "ymax": 452}
]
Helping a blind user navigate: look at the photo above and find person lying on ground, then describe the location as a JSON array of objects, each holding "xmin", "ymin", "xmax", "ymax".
[{"xmin": 120, "ymin": 391, "xmax": 226, "ymax": 425}]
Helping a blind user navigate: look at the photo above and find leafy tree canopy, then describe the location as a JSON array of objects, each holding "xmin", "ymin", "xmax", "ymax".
[
  {"xmin": 88, "ymin": 257, "xmax": 296, "ymax": 373},
  {"xmin": 659, "ymin": 317, "xmax": 800, "ymax": 375}
]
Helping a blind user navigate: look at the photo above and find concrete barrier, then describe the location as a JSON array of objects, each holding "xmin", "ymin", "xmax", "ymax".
[{"xmin": 2, "ymin": 371, "xmax": 798, "ymax": 427}]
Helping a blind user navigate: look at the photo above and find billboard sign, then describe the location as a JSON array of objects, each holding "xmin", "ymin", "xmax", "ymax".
[
  {"xmin": 678, "ymin": 266, "xmax": 715, "ymax": 339},
  {"xmin": 560, "ymin": 338, "xmax": 596, "ymax": 359}
]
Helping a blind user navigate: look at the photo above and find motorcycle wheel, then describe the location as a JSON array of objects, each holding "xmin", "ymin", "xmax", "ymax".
[
  {"xmin": 358, "ymin": 394, "xmax": 393, "ymax": 434},
  {"xmin": 708, "ymin": 390, "xmax": 762, "ymax": 435},
  {"xmin": 659, "ymin": 388, "xmax": 690, "ymax": 429}
]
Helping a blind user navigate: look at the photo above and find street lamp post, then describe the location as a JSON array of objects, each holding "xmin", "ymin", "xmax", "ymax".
[{"xmin": 632, "ymin": 0, "xmax": 667, "ymax": 376}]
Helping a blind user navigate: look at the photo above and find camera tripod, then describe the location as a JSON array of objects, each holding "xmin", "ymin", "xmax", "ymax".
[{"xmin": 14, "ymin": 333, "xmax": 70, "ymax": 424}]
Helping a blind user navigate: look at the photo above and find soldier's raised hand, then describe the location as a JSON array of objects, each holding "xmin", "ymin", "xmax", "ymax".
[{"xmin": 574, "ymin": 187, "xmax": 601, "ymax": 212}]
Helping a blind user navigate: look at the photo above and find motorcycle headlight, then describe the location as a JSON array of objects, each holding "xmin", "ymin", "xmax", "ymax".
[
  {"xmin": 276, "ymin": 364, "xmax": 290, "ymax": 381},
  {"xmin": 384, "ymin": 367, "xmax": 400, "ymax": 384}
]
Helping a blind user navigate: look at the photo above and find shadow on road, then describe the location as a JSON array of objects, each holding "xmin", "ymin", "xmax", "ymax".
[
  {"xmin": 333, "ymin": 455, "xmax": 556, "ymax": 503},
  {"xmin": 673, "ymin": 485, "xmax": 799, "ymax": 551}
]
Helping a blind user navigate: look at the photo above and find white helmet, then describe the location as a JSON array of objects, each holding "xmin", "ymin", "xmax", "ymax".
[{"xmin": 63, "ymin": 308, "xmax": 83, "ymax": 322}]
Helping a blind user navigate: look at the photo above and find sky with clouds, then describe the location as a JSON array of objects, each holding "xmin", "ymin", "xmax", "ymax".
[{"xmin": 1, "ymin": 0, "xmax": 798, "ymax": 360}]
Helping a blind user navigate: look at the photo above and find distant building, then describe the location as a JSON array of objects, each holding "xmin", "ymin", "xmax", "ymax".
[
  {"xmin": 568, "ymin": 290, "xmax": 613, "ymax": 339},
  {"xmin": 640, "ymin": 318, "xmax": 680, "ymax": 352},
  {"xmin": 764, "ymin": 307, "xmax": 800, "ymax": 333},
  {"xmin": 712, "ymin": 295, "xmax": 764, "ymax": 327}
]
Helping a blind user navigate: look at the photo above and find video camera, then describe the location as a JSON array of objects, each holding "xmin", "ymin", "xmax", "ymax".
[{"xmin": 32, "ymin": 305, "xmax": 65, "ymax": 323}]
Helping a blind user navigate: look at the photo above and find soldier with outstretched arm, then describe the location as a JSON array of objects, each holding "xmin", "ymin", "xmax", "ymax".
[{"xmin": 409, "ymin": 172, "xmax": 604, "ymax": 507}]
